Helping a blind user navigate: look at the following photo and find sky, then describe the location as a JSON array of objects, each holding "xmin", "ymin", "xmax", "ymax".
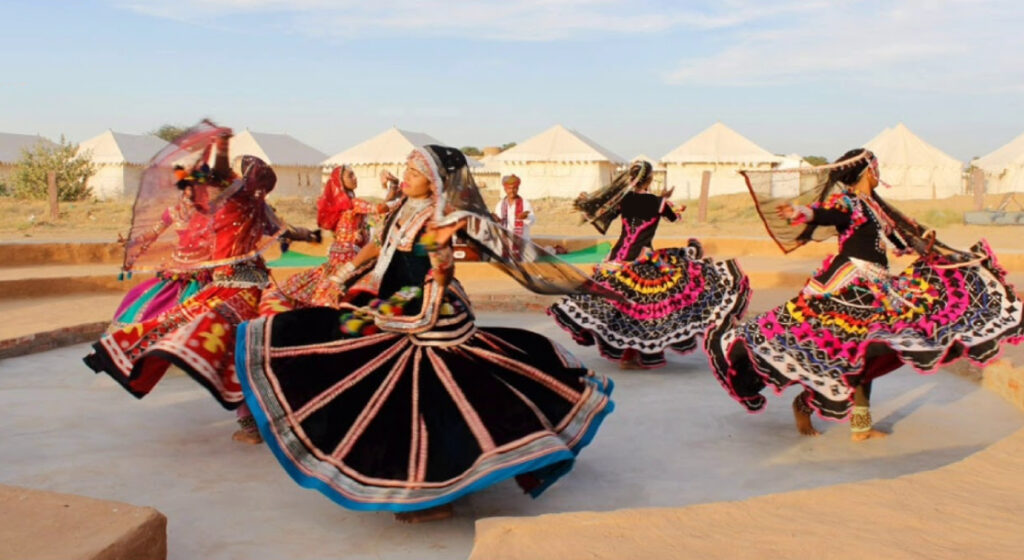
[{"xmin": 2, "ymin": 0, "xmax": 1022, "ymax": 161}]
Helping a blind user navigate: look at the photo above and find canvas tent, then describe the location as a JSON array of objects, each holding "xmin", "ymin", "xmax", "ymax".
[
  {"xmin": 493, "ymin": 125, "xmax": 625, "ymax": 199},
  {"xmin": 660, "ymin": 122, "xmax": 783, "ymax": 198},
  {"xmin": 0, "ymin": 132, "xmax": 56, "ymax": 188},
  {"xmin": 223, "ymin": 130, "xmax": 327, "ymax": 198},
  {"xmin": 974, "ymin": 131, "xmax": 1024, "ymax": 194},
  {"xmin": 77, "ymin": 130, "xmax": 168, "ymax": 199},
  {"xmin": 863, "ymin": 123, "xmax": 963, "ymax": 200},
  {"xmin": 323, "ymin": 127, "xmax": 447, "ymax": 193}
]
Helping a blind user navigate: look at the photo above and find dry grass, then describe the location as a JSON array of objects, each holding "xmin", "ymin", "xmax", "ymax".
[
  {"xmin": 0, "ymin": 198, "xmax": 133, "ymax": 240},
  {"xmin": 1, "ymin": 193, "xmax": 1021, "ymax": 250}
]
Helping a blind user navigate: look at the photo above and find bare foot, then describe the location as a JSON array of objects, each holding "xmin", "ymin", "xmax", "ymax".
[
  {"xmin": 619, "ymin": 353, "xmax": 644, "ymax": 370},
  {"xmin": 394, "ymin": 503, "xmax": 454, "ymax": 523},
  {"xmin": 792, "ymin": 399, "xmax": 820, "ymax": 436},
  {"xmin": 232, "ymin": 429, "xmax": 263, "ymax": 445},
  {"xmin": 851, "ymin": 428, "xmax": 888, "ymax": 442}
]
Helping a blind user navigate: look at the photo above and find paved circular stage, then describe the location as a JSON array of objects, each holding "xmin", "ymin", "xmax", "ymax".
[{"xmin": 2, "ymin": 312, "xmax": 1021, "ymax": 560}]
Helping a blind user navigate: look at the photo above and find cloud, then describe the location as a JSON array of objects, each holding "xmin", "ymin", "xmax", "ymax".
[{"xmin": 662, "ymin": 0, "xmax": 1024, "ymax": 92}]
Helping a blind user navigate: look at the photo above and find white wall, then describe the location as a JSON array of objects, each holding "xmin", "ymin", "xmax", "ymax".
[
  {"xmin": 268, "ymin": 165, "xmax": 321, "ymax": 199},
  {"xmin": 985, "ymin": 167, "xmax": 1024, "ymax": 194},
  {"xmin": 498, "ymin": 161, "xmax": 618, "ymax": 199},
  {"xmin": 471, "ymin": 170, "xmax": 501, "ymax": 191},
  {"xmin": 664, "ymin": 162, "xmax": 775, "ymax": 198},
  {"xmin": 877, "ymin": 165, "xmax": 963, "ymax": 200},
  {"xmin": 87, "ymin": 165, "xmax": 130, "ymax": 200}
]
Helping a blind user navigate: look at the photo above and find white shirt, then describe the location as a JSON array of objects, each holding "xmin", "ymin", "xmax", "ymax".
[{"xmin": 493, "ymin": 196, "xmax": 536, "ymax": 239}]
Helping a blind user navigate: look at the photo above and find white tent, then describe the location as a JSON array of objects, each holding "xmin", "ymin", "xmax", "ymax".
[
  {"xmin": 864, "ymin": 123, "xmax": 963, "ymax": 200},
  {"xmin": 0, "ymin": 132, "xmax": 56, "ymax": 188},
  {"xmin": 323, "ymin": 127, "xmax": 445, "ymax": 194},
  {"xmin": 472, "ymin": 151, "xmax": 503, "ymax": 190},
  {"xmin": 974, "ymin": 131, "xmax": 1024, "ymax": 194},
  {"xmin": 660, "ymin": 122, "xmax": 783, "ymax": 198},
  {"xmin": 493, "ymin": 125, "xmax": 625, "ymax": 199},
  {"xmin": 76, "ymin": 130, "xmax": 168, "ymax": 199},
  {"xmin": 225, "ymin": 130, "xmax": 327, "ymax": 198}
]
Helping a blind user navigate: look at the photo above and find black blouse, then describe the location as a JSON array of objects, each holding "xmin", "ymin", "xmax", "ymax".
[
  {"xmin": 807, "ymin": 194, "xmax": 906, "ymax": 282},
  {"xmin": 607, "ymin": 192, "xmax": 678, "ymax": 262}
]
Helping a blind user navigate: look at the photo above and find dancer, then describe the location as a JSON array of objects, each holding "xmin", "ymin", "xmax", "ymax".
[
  {"xmin": 706, "ymin": 149, "xmax": 1024, "ymax": 440},
  {"xmin": 235, "ymin": 145, "xmax": 614, "ymax": 522},
  {"xmin": 259, "ymin": 165, "xmax": 393, "ymax": 312},
  {"xmin": 549, "ymin": 160, "xmax": 751, "ymax": 368},
  {"xmin": 84, "ymin": 122, "xmax": 318, "ymax": 444},
  {"xmin": 110, "ymin": 166, "xmax": 214, "ymax": 330}
]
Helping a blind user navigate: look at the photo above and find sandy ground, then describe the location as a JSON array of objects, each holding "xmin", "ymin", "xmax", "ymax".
[
  {"xmin": 3, "ymin": 194, "xmax": 1023, "ymax": 251},
  {"xmin": 1, "ymin": 312, "xmax": 1020, "ymax": 560}
]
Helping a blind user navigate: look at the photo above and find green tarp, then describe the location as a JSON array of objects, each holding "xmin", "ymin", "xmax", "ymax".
[
  {"xmin": 267, "ymin": 251, "xmax": 327, "ymax": 268},
  {"xmin": 540, "ymin": 241, "xmax": 610, "ymax": 264},
  {"xmin": 267, "ymin": 242, "xmax": 611, "ymax": 269}
]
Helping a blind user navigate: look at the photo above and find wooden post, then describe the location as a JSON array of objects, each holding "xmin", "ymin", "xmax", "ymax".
[
  {"xmin": 698, "ymin": 170, "xmax": 711, "ymax": 223},
  {"xmin": 47, "ymin": 171, "xmax": 58, "ymax": 220},
  {"xmin": 970, "ymin": 167, "xmax": 985, "ymax": 211}
]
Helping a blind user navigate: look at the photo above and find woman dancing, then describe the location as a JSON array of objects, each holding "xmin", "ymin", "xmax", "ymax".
[
  {"xmin": 259, "ymin": 164, "xmax": 394, "ymax": 312},
  {"xmin": 235, "ymin": 145, "xmax": 614, "ymax": 522},
  {"xmin": 549, "ymin": 160, "xmax": 751, "ymax": 369},
  {"xmin": 109, "ymin": 165, "xmax": 214, "ymax": 330},
  {"xmin": 84, "ymin": 122, "xmax": 318, "ymax": 444},
  {"xmin": 705, "ymin": 149, "xmax": 1024, "ymax": 440}
]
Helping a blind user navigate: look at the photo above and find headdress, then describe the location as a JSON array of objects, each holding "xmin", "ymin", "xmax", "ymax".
[{"xmin": 576, "ymin": 160, "xmax": 654, "ymax": 234}]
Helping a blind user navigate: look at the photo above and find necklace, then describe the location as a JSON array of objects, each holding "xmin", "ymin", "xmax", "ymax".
[{"xmin": 396, "ymin": 197, "xmax": 432, "ymax": 225}]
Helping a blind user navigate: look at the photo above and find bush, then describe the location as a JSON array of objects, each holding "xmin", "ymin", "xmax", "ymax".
[{"xmin": 10, "ymin": 136, "xmax": 96, "ymax": 201}]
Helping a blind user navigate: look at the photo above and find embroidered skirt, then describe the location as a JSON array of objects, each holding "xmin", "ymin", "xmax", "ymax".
[
  {"xmin": 110, "ymin": 271, "xmax": 208, "ymax": 331},
  {"xmin": 85, "ymin": 265, "xmax": 269, "ymax": 409},
  {"xmin": 706, "ymin": 241, "xmax": 1024, "ymax": 420},
  {"xmin": 235, "ymin": 297, "xmax": 614, "ymax": 512},
  {"xmin": 549, "ymin": 240, "xmax": 751, "ymax": 368},
  {"xmin": 259, "ymin": 244, "xmax": 360, "ymax": 314}
]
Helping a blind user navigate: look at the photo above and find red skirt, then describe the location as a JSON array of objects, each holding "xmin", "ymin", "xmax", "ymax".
[{"xmin": 84, "ymin": 282, "xmax": 261, "ymax": 409}]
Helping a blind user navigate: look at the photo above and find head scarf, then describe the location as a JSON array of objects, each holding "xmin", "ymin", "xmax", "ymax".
[
  {"xmin": 576, "ymin": 160, "xmax": 654, "ymax": 234},
  {"xmin": 204, "ymin": 155, "xmax": 283, "ymax": 266},
  {"xmin": 317, "ymin": 165, "xmax": 354, "ymax": 230},
  {"xmin": 501, "ymin": 174, "xmax": 521, "ymax": 188}
]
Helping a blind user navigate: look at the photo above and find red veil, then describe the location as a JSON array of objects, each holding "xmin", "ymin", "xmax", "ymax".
[
  {"xmin": 317, "ymin": 165, "xmax": 354, "ymax": 231},
  {"xmin": 122, "ymin": 120, "xmax": 284, "ymax": 273}
]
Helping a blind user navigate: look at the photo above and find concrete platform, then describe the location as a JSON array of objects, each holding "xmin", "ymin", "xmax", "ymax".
[
  {"xmin": 1, "ymin": 313, "xmax": 1020, "ymax": 560},
  {"xmin": 470, "ymin": 425, "xmax": 1024, "ymax": 560},
  {"xmin": 0, "ymin": 484, "xmax": 166, "ymax": 560}
]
